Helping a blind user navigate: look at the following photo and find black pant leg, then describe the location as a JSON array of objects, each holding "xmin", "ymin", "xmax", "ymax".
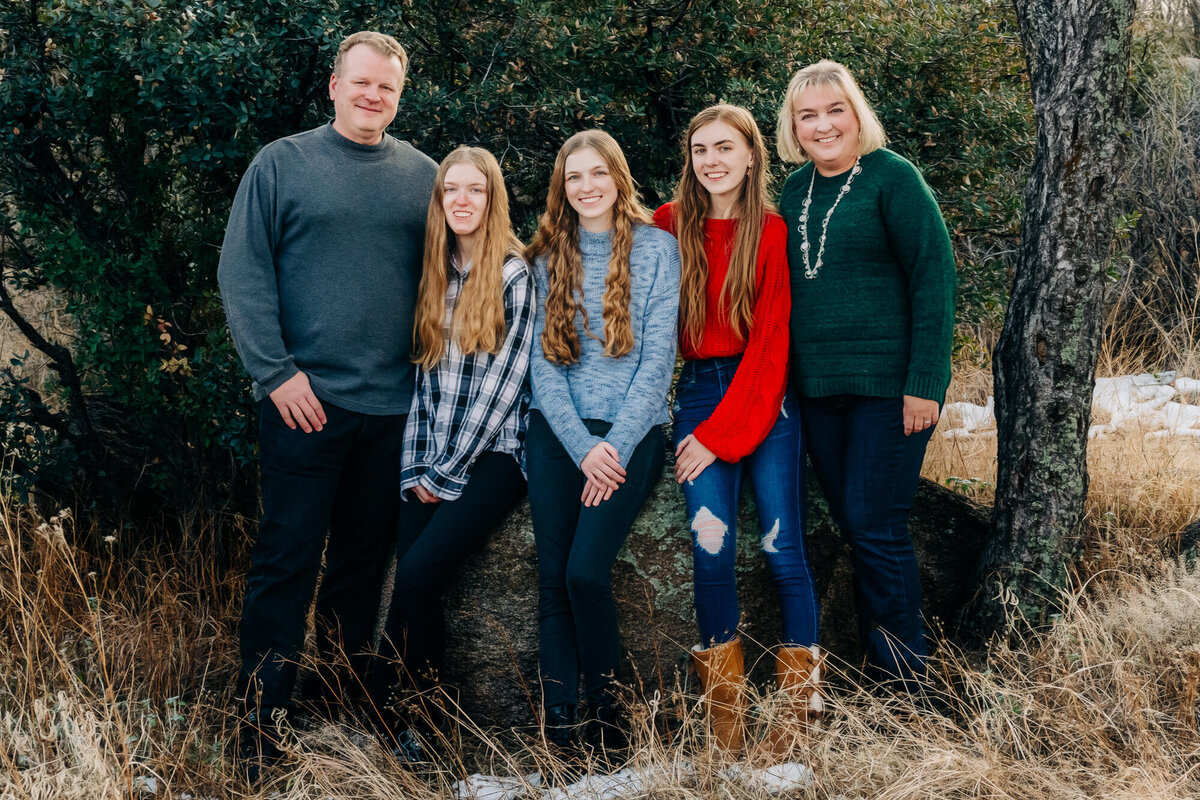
[
  {"xmin": 375, "ymin": 452, "xmax": 526, "ymax": 697},
  {"xmin": 313, "ymin": 411, "xmax": 406, "ymax": 699},
  {"xmin": 239, "ymin": 401, "xmax": 358, "ymax": 711},
  {"xmin": 566, "ymin": 425, "xmax": 665, "ymax": 705},
  {"xmin": 526, "ymin": 411, "xmax": 588, "ymax": 707}
]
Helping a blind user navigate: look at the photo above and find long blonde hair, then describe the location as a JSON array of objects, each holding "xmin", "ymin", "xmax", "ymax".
[
  {"xmin": 413, "ymin": 146, "xmax": 524, "ymax": 370},
  {"xmin": 672, "ymin": 104, "xmax": 772, "ymax": 348},
  {"xmin": 526, "ymin": 130, "xmax": 652, "ymax": 365}
]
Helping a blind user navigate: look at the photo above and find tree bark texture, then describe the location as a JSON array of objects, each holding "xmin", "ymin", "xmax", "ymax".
[{"xmin": 961, "ymin": 0, "xmax": 1136, "ymax": 641}]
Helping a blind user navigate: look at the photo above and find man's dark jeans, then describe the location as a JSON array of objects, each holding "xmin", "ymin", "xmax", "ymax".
[
  {"xmin": 238, "ymin": 399, "xmax": 405, "ymax": 712},
  {"xmin": 799, "ymin": 394, "xmax": 935, "ymax": 690}
]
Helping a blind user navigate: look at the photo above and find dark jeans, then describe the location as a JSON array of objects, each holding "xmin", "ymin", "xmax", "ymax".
[
  {"xmin": 371, "ymin": 451, "xmax": 526, "ymax": 705},
  {"xmin": 799, "ymin": 394, "xmax": 935, "ymax": 688},
  {"xmin": 239, "ymin": 399, "xmax": 405, "ymax": 711},
  {"xmin": 673, "ymin": 357, "xmax": 819, "ymax": 648},
  {"xmin": 526, "ymin": 410, "xmax": 665, "ymax": 707}
]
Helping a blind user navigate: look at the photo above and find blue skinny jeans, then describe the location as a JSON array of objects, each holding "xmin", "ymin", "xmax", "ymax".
[{"xmin": 673, "ymin": 356, "xmax": 820, "ymax": 649}]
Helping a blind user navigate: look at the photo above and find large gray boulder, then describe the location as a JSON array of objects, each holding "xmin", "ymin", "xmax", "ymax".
[{"xmin": 433, "ymin": 458, "xmax": 990, "ymax": 727}]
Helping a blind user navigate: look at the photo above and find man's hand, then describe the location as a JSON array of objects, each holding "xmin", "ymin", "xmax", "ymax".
[
  {"xmin": 413, "ymin": 485, "xmax": 442, "ymax": 504},
  {"xmin": 270, "ymin": 372, "xmax": 327, "ymax": 433},
  {"xmin": 580, "ymin": 442, "xmax": 625, "ymax": 505},
  {"xmin": 903, "ymin": 395, "xmax": 940, "ymax": 436},
  {"xmin": 674, "ymin": 434, "xmax": 717, "ymax": 483}
]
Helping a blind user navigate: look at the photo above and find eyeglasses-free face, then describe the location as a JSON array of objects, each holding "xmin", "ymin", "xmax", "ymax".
[
  {"xmin": 791, "ymin": 83, "xmax": 861, "ymax": 176},
  {"xmin": 563, "ymin": 147, "xmax": 618, "ymax": 233}
]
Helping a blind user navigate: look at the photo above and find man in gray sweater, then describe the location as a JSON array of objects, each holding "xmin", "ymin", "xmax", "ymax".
[{"xmin": 217, "ymin": 30, "xmax": 436, "ymax": 772}]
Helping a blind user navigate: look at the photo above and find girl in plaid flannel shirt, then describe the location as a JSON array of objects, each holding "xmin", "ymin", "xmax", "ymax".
[{"xmin": 370, "ymin": 146, "xmax": 535, "ymax": 762}]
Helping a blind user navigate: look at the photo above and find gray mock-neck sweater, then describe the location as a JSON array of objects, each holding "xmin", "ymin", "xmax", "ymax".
[
  {"xmin": 530, "ymin": 225, "xmax": 681, "ymax": 468},
  {"xmin": 218, "ymin": 123, "xmax": 437, "ymax": 414}
]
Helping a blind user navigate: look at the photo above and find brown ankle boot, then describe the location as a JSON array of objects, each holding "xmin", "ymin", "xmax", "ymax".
[
  {"xmin": 764, "ymin": 645, "xmax": 823, "ymax": 759},
  {"xmin": 691, "ymin": 637, "xmax": 746, "ymax": 757}
]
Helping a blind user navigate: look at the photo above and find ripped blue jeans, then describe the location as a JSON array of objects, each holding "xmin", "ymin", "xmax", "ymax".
[{"xmin": 674, "ymin": 357, "xmax": 820, "ymax": 648}]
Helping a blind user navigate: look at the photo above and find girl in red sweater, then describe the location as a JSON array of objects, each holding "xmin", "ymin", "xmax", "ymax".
[{"xmin": 654, "ymin": 105, "xmax": 819, "ymax": 759}]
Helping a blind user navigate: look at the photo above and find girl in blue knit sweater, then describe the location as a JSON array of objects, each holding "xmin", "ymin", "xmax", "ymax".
[{"xmin": 525, "ymin": 129, "xmax": 680, "ymax": 758}]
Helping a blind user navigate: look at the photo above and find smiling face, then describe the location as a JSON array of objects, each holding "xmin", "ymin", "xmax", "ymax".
[
  {"xmin": 689, "ymin": 119, "xmax": 754, "ymax": 215},
  {"xmin": 328, "ymin": 43, "xmax": 405, "ymax": 145},
  {"xmin": 442, "ymin": 162, "xmax": 489, "ymax": 246},
  {"xmin": 563, "ymin": 147, "xmax": 618, "ymax": 232},
  {"xmin": 791, "ymin": 83, "xmax": 861, "ymax": 175}
]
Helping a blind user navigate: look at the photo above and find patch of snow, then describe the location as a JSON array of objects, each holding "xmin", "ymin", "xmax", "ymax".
[
  {"xmin": 543, "ymin": 765, "xmax": 684, "ymax": 799},
  {"xmin": 723, "ymin": 762, "xmax": 815, "ymax": 794},
  {"xmin": 939, "ymin": 374, "xmax": 1200, "ymax": 442}
]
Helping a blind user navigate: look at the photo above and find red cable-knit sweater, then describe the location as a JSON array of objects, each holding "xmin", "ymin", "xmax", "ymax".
[{"xmin": 653, "ymin": 202, "xmax": 790, "ymax": 463}]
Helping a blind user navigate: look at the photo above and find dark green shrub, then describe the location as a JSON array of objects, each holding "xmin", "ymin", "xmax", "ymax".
[{"xmin": 0, "ymin": 0, "xmax": 1030, "ymax": 526}]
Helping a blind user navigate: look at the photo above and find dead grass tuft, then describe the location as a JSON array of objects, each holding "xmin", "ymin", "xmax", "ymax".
[{"xmin": 2, "ymin": 472, "xmax": 1200, "ymax": 798}]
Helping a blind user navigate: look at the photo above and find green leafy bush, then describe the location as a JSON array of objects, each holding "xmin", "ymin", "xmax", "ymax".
[{"xmin": 0, "ymin": 0, "xmax": 1031, "ymax": 526}]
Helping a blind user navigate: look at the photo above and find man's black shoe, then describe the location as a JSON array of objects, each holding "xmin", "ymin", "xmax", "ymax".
[{"xmin": 236, "ymin": 709, "xmax": 284, "ymax": 784}]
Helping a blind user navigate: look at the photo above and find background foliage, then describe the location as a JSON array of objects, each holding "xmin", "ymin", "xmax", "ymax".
[{"xmin": 0, "ymin": 0, "xmax": 1031, "ymax": 527}]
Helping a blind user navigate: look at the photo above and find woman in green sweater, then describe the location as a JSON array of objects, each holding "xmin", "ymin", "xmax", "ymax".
[{"xmin": 776, "ymin": 60, "xmax": 956, "ymax": 690}]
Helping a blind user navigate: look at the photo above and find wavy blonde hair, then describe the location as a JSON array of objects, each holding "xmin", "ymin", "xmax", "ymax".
[
  {"xmin": 527, "ymin": 130, "xmax": 652, "ymax": 365},
  {"xmin": 672, "ymin": 104, "xmax": 773, "ymax": 348},
  {"xmin": 413, "ymin": 146, "xmax": 524, "ymax": 370},
  {"xmin": 775, "ymin": 60, "xmax": 888, "ymax": 164}
]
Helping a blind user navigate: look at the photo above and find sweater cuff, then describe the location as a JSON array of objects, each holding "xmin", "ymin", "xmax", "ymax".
[
  {"xmin": 691, "ymin": 423, "xmax": 741, "ymax": 464},
  {"xmin": 257, "ymin": 361, "xmax": 301, "ymax": 397},
  {"xmin": 903, "ymin": 373, "xmax": 949, "ymax": 404},
  {"xmin": 566, "ymin": 433, "xmax": 606, "ymax": 470}
]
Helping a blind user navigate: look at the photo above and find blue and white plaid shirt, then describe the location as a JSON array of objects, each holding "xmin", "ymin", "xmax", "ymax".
[{"xmin": 400, "ymin": 254, "xmax": 536, "ymax": 500}]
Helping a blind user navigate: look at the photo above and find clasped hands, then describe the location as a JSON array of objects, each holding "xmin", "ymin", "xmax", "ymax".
[{"xmin": 580, "ymin": 442, "xmax": 625, "ymax": 507}]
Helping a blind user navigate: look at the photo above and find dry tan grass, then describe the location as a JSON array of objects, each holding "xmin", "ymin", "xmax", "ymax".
[
  {"xmin": 926, "ymin": 298, "xmax": 1200, "ymax": 577},
  {"xmin": 3, "ymin": 474, "xmax": 1200, "ymax": 798}
]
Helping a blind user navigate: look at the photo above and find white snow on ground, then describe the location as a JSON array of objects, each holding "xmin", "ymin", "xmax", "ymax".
[
  {"xmin": 452, "ymin": 760, "xmax": 812, "ymax": 799},
  {"xmin": 940, "ymin": 373, "xmax": 1200, "ymax": 440},
  {"xmin": 724, "ymin": 762, "xmax": 816, "ymax": 793}
]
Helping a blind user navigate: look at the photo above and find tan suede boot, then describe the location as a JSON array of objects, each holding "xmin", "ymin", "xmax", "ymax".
[
  {"xmin": 764, "ymin": 645, "xmax": 823, "ymax": 759},
  {"xmin": 691, "ymin": 638, "xmax": 746, "ymax": 757}
]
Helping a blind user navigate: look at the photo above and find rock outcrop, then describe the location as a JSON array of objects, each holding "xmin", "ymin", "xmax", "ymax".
[{"xmin": 422, "ymin": 462, "xmax": 990, "ymax": 727}]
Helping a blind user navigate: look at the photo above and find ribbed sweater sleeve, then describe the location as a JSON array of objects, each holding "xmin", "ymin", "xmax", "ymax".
[
  {"xmin": 218, "ymin": 159, "xmax": 299, "ymax": 396},
  {"xmin": 604, "ymin": 236, "xmax": 681, "ymax": 467},
  {"xmin": 529, "ymin": 259, "xmax": 604, "ymax": 466},
  {"xmin": 882, "ymin": 160, "xmax": 957, "ymax": 402},
  {"xmin": 691, "ymin": 216, "xmax": 790, "ymax": 462}
]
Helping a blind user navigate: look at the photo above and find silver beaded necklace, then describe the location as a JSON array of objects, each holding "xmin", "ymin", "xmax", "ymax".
[{"xmin": 797, "ymin": 156, "xmax": 862, "ymax": 279}]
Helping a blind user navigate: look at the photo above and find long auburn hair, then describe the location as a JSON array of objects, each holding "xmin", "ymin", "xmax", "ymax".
[
  {"xmin": 526, "ymin": 130, "xmax": 652, "ymax": 365},
  {"xmin": 413, "ymin": 146, "xmax": 524, "ymax": 370},
  {"xmin": 673, "ymin": 104, "xmax": 773, "ymax": 348}
]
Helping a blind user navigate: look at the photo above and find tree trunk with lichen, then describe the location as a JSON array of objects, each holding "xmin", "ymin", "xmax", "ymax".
[{"xmin": 959, "ymin": 0, "xmax": 1136, "ymax": 643}]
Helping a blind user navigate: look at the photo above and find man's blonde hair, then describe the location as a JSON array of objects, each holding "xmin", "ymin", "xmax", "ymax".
[{"xmin": 333, "ymin": 31, "xmax": 409, "ymax": 79}]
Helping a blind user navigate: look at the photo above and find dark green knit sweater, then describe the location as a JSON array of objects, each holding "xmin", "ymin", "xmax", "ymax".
[{"xmin": 779, "ymin": 148, "xmax": 956, "ymax": 403}]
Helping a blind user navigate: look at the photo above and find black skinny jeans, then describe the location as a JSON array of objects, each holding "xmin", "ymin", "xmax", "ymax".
[
  {"xmin": 371, "ymin": 451, "xmax": 526, "ymax": 706},
  {"xmin": 526, "ymin": 411, "xmax": 665, "ymax": 708}
]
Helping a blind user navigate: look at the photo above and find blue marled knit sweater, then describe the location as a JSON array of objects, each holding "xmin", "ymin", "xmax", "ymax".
[{"xmin": 530, "ymin": 225, "xmax": 681, "ymax": 468}]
